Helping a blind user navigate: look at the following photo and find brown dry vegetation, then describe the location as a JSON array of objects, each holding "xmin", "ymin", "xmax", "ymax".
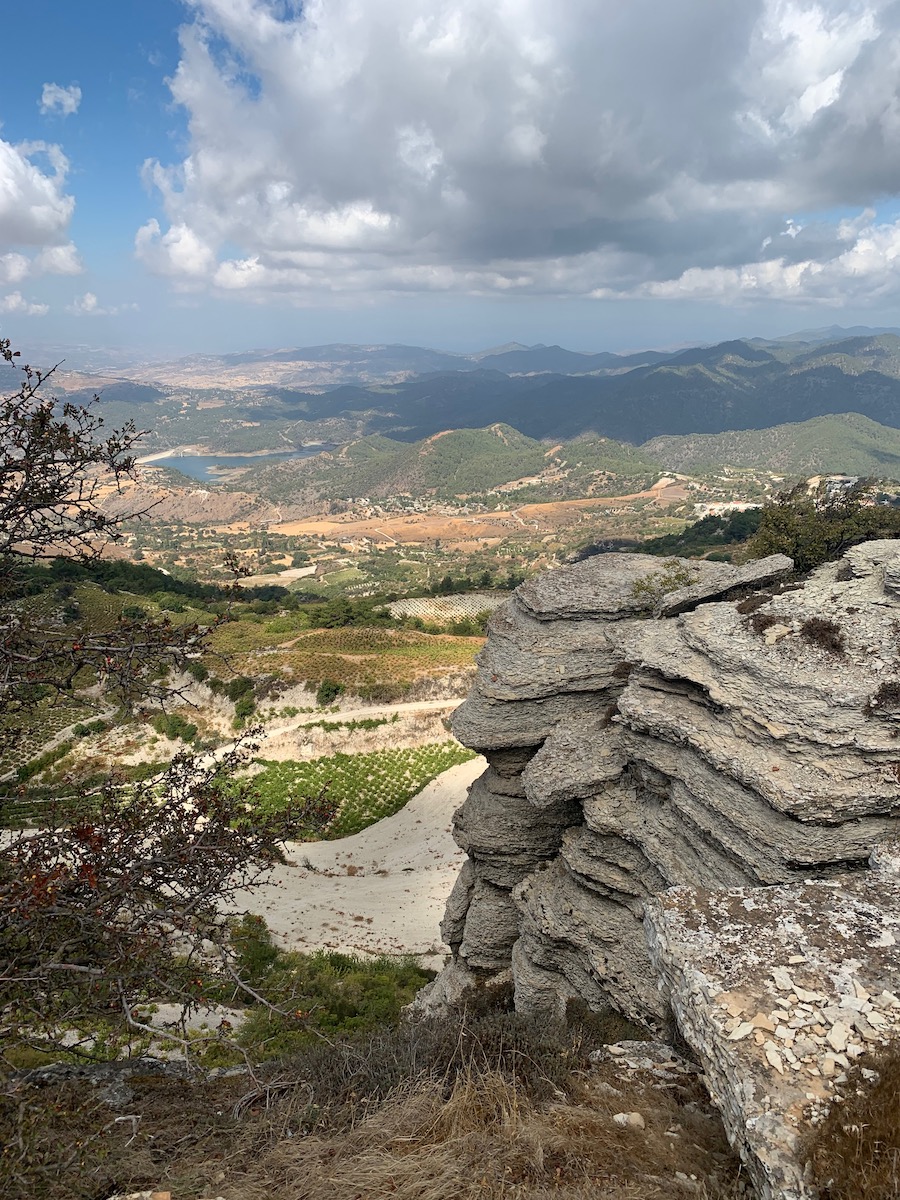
[
  {"xmin": 266, "ymin": 483, "xmax": 688, "ymax": 553},
  {"xmin": 1, "ymin": 1014, "xmax": 746, "ymax": 1200},
  {"xmin": 806, "ymin": 1046, "xmax": 900, "ymax": 1200}
]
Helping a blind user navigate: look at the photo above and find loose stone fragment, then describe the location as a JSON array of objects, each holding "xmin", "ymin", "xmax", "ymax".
[
  {"xmin": 827, "ymin": 1022, "xmax": 849, "ymax": 1053},
  {"xmin": 771, "ymin": 967, "xmax": 794, "ymax": 991},
  {"xmin": 727, "ymin": 1021, "xmax": 754, "ymax": 1041},
  {"xmin": 751, "ymin": 1012, "xmax": 776, "ymax": 1031},
  {"xmin": 764, "ymin": 1047, "xmax": 784, "ymax": 1074},
  {"xmin": 613, "ymin": 1111, "xmax": 646, "ymax": 1130}
]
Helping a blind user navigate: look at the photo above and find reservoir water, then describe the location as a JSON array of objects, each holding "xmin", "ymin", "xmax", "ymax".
[{"xmin": 152, "ymin": 446, "xmax": 326, "ymax": 483}]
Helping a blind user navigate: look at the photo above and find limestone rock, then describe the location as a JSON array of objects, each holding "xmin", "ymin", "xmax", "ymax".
[
  {"xmin": 645, "ymin": 855, "xmax": 900, "ymax": 1200},
  {"xmin": 428, "ymin": 539, "xmax": 900, "ymax": 1198},
  {"xmin": 435, "ymin": 542, "xmax": 900, "ymax": 1025},
  {"xmin": 458, "ymin": 878, "xmax": 520, "ymax": 970}
]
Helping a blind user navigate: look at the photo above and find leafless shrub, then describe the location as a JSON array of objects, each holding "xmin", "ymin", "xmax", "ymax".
[
  {"xmin": 864, "ymin": 680, "xmax": 900, "ymax": 717},
  {"xmin": 735, "ymin": 593, "xmax": 771, "ymax": 615},
  {"xmin": 0, "ymin": 741, "xmax": 335, "ymax": 1064},
  {"xmin": 748, "ymin": 611, "xmax": 782, "ymax": 636}
]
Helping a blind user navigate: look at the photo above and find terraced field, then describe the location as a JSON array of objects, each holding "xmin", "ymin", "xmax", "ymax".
[
  {"xmin": 387, "ymin": 592, "xmax": 509, "ymax": 622},
  {"xmin": 206, "ymin": 623, "xmax": 481, "ymax": 699},
  {"xmin": 249, "ymin": 741, "xmax": 476, "ymax": 837}
]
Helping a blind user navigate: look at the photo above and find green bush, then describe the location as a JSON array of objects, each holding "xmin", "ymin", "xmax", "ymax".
[
  {"xmin": 15, "ymin": 741, "xmax": 74, "ymax": 783},
  {"xmin": 748, "ymin": 480, "xmax": 900, "ymax": 573},
  {"xmin": 233, "ymin": 693, "xmax": 256, "ymax": 726},
  {"xmin": 72, "ymin": 718, "xmax": 111, "ymax": 739},
  {"xmin": 230, "ymin": 913, "xmax": 280, "ymax": 987},
  {"xmin": 233, "ymin": 946, "xmax": 434, "ymax": 1058},
  {"xmin": 225, "ymin": 675, "xmax": 254, "ymax": 702},
  {"xmin": 315, "ymin": 678, "xmax": 344, "ymax": 707},
  {"xmin": 151, "ymin": 712, "xmax": 198, "ymax": 744}
]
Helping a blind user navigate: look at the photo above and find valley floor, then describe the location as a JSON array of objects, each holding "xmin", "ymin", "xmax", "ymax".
[{"xmin": 228, "ymin": 757, "xmax": 484, "ymax": 966}]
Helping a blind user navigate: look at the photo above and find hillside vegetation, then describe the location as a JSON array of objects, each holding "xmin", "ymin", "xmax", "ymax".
[
  {"xmin": 246, "ymin": 425, "xmax": 661, "ymax": 504},
  {"xmin": 643, "ymin": 412, "xmax": 900, "ymax": 477}
]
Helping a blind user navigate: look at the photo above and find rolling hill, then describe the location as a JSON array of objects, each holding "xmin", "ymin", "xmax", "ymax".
[
  {"xmin": 643, "ymin": 412, "xmax": 900, "ymax": 478},
  {"xmin": 243, "ymin": 425, "xmax": 661, "ymax": 502}
]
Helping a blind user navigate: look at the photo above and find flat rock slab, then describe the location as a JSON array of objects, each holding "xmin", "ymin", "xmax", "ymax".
[
  {"xmin": 515, "ymin": 552, "xmax": 791, "ymax": 622},
  {"xmin": 646, "ymin": 848, "xmax": 900, "ymax": 1200}
]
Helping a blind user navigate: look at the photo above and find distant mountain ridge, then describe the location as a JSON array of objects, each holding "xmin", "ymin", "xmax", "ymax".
[
  {"xmin": 111, "ymin": 339, "xmax": 671, "ymax": 389},
  {"xmin": 49, "ymin": 326, "xmax": 900, "ymax": 456}
]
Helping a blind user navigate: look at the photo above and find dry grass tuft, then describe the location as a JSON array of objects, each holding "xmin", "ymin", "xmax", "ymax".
[
  {"xmin": 748, "ymin": 610, "xmax": 782, "ymax": 636},
  {"xmin": 735, "ymin": 594, "xmax": 772, "ymax": 616},
  {"xmin": 799, "ymin": 615, "xmax": 846, "ymax": 655},
  {"xmin": 220, "ymin": 1063, "xmax": 743, "ymax": 1200},
  {"xmin": 806, "ymin": 1046, "xmax": 900, "ymax": 1200},
  {"xmin": 1, "ymin": 1014, "xmax": 745, "ymax": 1200}
]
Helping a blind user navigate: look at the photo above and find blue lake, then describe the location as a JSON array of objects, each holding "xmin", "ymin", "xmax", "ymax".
[{"xmin": 157, "ymin": 446, "xmax": 326, "ymax": 483}]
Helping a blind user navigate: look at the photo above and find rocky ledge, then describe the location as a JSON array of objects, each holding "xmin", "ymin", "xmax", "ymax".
[
  {"xmin": 415, "ymin": 541, "xmax": 900, "ymax": 1191},
  {"xmin": 646, "ymin": 839, "xmax": 900, "ymax": 1199}
]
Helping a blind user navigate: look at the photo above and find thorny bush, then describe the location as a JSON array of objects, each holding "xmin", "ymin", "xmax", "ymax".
[
  {"xmin": 0, "ymin": 339, "xmax": 211, "ymax": 732},
  {"xmin": 0, "ymin": 740, "xmax": 336, "ymax": 1063}
]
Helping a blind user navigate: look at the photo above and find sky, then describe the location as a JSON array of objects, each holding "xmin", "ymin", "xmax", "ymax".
[{"xmin": 4, "ymin": 0, "xmax": 900, "ymax": 359}]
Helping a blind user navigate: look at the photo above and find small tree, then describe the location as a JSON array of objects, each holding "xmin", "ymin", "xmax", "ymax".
[
  {"xmin": 0, "ymin": 340, "xmax": 204, "ymax": 730},
  {"xmin": 0, "ymin": 343, "xmax": 334, "ymax": 1061},
  {"xmin": 0, "ymin": 745, "xmax": 334, "ymax": 1062},
  {"xmin": 747, "ymin": 479, "xmax": 900, "ymax": 573}
]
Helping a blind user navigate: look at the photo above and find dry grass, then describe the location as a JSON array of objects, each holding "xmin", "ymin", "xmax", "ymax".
[
  {"xmin": 806, "ymin": 1047, "xmax": 900, "ymax": 1200},
  {"xmin": 799, "ymin": 616, "xmax": 846, "ymax": 655},
  {"xmin": 748, "ymin": 610, "xmax": 782, "ymax": 636},
  {"xmin": 1, "ymin": 1015, "xmax": 746, "ymax": 1200},
  {"xmin": 221, "ymin": 1066, "xmax": 743, "ymax": 1200}
]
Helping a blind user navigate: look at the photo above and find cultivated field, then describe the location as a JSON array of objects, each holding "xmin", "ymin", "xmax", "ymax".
[{"xmin": 387, "ymin": 592, "xmax": 509, "ymax": 621}]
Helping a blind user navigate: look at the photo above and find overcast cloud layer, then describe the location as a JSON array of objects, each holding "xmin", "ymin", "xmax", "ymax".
[{"xmin": 131, "ymin": 0, "xmax": 900, "ymax": 307}]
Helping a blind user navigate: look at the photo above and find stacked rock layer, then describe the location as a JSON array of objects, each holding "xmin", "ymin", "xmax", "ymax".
[{"xmin": 426, "ymin": 542, "xmax": 900, "ymax": 1029}]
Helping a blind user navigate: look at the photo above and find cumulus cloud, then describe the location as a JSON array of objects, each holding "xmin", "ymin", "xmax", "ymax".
[
  {"xmin": 67, "ymin": 292, "xmax": 137, "ymax": 317},
  {"xmin": 0, "ymin": 292, "xmax": 48, "ymax": 316},
  {"xmin": 0, "ymin": 139, "xmax": 74, "ymax": 247},
  {"xmin": 35, "ymin": 242, "xmax": 83, "ymax": 275},
  {"xmin": 0, "ymin": 133, "xmax": 82, "ymax": 311},
  {"xmin": 39, "ymin": 83, "xmax": 82, "ymax": 118},
  {"xmin": 135, "ymin": 0, "xmax": 900, "ymax": 306},
  {"xmin": 0, "ymin": 254, "xmax": 30, "ymax": 286}
]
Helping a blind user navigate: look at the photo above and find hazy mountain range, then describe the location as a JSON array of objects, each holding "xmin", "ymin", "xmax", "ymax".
[{"xmin": 44, "ymin": 328, "xmax": 900, "ymax": 477}]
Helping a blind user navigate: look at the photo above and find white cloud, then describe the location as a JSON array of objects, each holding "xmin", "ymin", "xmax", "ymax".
[
  {"xmin": 35, "ymin": 242, "xmax": 83, "ymax": 275},
  {"xmin": 66, "ymin": 292, "xmax": 138, "ymax": 317},
  {"xmin": 0, "ymin": 89, "xmax": 86, "ymax": 313},
  {"xmin": 594, "ymin": 211, "xmax": 900, "ymax": 304},
  {"xmin": 0, "ymin": 139, "xmax": 74, "ymax": 246},
  {"xmin": 0, "ymin": 292, "xmax": 49, "ymax": 316},
  {"xmin": 0, "ymin": 254, "xmax": 30, "ymax": 286},
  {"xmin": 39, "ymin": 83, "xmax": 82, "ymax": 118},
  {"xmin": 0, "ymin": 134, "xmax": 82, "ymax": 296},
  {"xmin": 134, "ymin": 0, "xmax": 900, "ymax": 306}
]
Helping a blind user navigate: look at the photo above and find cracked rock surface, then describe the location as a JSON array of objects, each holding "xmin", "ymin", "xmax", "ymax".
[
  {"xmin": 412, "ymin": 542, "xmax": 900, "ymax": 1195},
  {"xmin": 646, "ymin": 840, "xmax": 900, "ymax": 1199},
  {"xmin": 421, "ymin": 546, "xmax": 900, "ymax": 1022}
]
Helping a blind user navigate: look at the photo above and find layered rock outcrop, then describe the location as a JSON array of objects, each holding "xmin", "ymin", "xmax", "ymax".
[{"xmin": 425, "ymin": 542, "xmax": 900, "ymax": 1031}]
